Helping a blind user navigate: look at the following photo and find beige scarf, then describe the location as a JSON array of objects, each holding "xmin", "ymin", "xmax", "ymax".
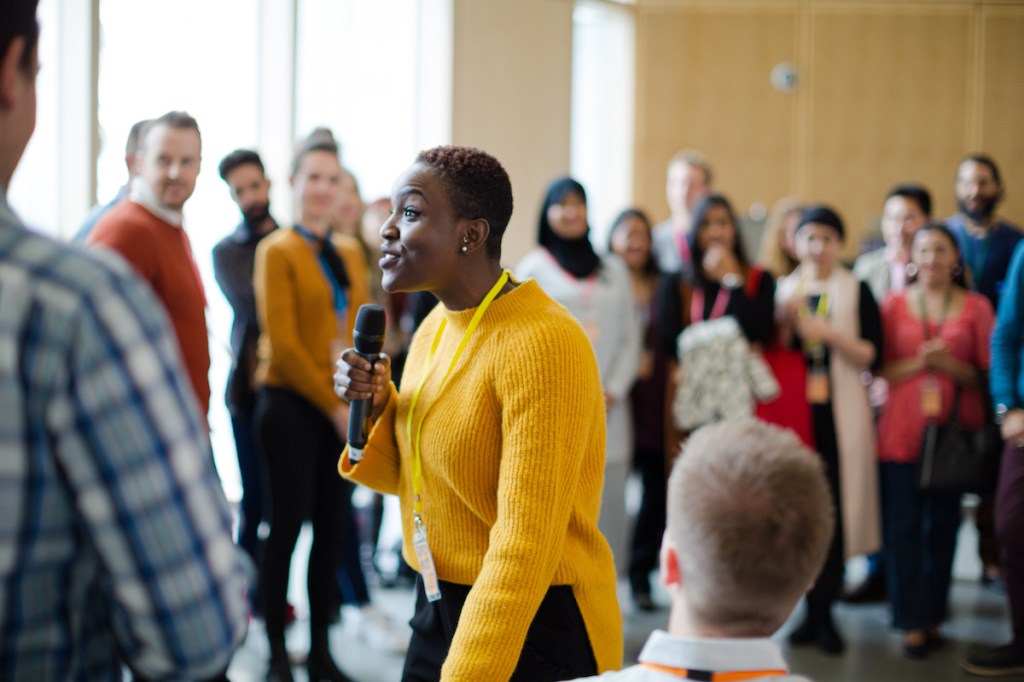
[{"xmin": 777, "ymin": 266, "xmax": 880, "ymax": 558}]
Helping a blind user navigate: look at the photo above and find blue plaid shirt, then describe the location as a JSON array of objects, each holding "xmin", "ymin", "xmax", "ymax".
[{"xmin": 0, "ymin": 193, "xmax": 248, "ymax": 680}]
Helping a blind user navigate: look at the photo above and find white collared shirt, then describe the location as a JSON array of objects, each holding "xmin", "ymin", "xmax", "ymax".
[
  {"xmin": 129, "ymin": 177, "xmax": 184, "ymax": 227},
  {"xmin": 567, "ymin": 630, "xmax": 813, "ymax": 681}
]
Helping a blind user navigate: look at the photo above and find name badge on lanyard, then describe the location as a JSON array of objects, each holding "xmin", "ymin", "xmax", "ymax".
[
  {"xmin": 413, "ymin": 515, "xmax": 442, "ymax": 602},
  {"xmin": 920, "ymin": 377, "xmax": 942, "ymax": 417},
  {"xmin": 800, "ymin": 288, "xmax": 831, "ymax": 404},
  {"xmin": 806, "ymin": 364, "xmax": 831, "ymax": 404},
  {"xmin": 404, "ymin": 270, "xmax": 512, "ymax": 603}
]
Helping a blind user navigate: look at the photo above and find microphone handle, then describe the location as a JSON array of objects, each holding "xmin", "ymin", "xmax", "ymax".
[{"xmin": 346, "ymin": 350, "xmax": 380, "ymax": 457}]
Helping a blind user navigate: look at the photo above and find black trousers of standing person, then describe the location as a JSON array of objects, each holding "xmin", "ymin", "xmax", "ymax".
[
  {"xmin": 402, "ymin": 577, "xmax": 598, "ymax": 681},
  {"xmin": 806, "ymin": 403, "xmax": 845, "ymax": 625},
  {"xmin": 628, "ymin": 446, "xmax": 667, "ymax": 597},
  {"xmin": 256, "ymin": 387, "xmax": 351, "ymax": 653}
]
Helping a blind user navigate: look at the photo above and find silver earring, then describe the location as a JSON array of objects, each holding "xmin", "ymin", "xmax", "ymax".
[
  {"xmin": 461, "ymin": 237, "xmax": 469, "ymax": 253},
  {"xmin": 461, "ymin": 245, "xmax": 468, "ymax": 253},
  {"xmin": 905, "ymin": 263, "xmax": 918, "ymax": 278}
]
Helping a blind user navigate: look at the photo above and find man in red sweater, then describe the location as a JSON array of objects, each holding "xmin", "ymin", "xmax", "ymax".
[{"xmin": 88, "ymin": 111, "xmax": 210, "ymax": 414}]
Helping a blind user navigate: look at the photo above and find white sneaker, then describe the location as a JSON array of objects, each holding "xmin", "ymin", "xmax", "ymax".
[{"xmin": 344, "ymin": 604, "xmax": 409, "ymax": 654}]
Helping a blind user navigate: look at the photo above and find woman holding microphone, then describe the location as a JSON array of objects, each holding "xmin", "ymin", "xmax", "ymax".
[{"xmin": 335, "ymin": 146, "xmax": 621, "ymax": 681}]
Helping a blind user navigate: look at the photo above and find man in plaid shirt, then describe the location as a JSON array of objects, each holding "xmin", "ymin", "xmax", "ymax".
[{"xmin": 0, "ymin": 2, "xmax": 249, "ymax": 679}]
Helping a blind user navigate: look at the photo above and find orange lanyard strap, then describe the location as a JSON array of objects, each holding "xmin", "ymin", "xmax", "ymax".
[{"xmin": 640, "ymin": 662, "xmax": 788, "ymax": 681}]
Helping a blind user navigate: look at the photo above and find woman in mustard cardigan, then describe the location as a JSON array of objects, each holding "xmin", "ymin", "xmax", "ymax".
[
  {"xmin": 334, "ymin": 146, "xmax": 622, "ymax": 681},
  {"xmin": 254, "ymin": 131, "xmax": 370, "ymax": 682}
]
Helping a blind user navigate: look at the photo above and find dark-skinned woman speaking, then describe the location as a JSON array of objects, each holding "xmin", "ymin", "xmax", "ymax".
[{"xmin": 334, "ymin": 146, "xmax": 621, "ymax": 681}]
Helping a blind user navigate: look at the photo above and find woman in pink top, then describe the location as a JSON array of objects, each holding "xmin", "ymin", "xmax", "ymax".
[{"xmin": 877, "ymin": 223, "xmax": 995, "ymax": 659}]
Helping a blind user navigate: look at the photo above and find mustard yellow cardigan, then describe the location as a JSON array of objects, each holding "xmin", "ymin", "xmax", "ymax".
[
  {"xmin": 340, "ymin": 279, "xmax": 622, "ymax": 681},
  {"xmin": 254, "ymin": 227, "xmax": 370, "ymax": 416}
]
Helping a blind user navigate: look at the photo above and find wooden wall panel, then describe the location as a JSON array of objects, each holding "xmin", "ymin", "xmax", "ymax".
[
  {"xmin": 807, "ymin": 6, "xmax": 973, "ymax": 247},
  {"xmin": 979, "ymin": 7, "xmax": 1024, "ymax": 228},
  {"xmin": 634, "ymin": 6, "xmax": 799, "ymax": 227},
  {"xmin": 452, "ymin": 0, "xmax": 574, "ymax": 266},
  {"xmin": 634, "ymin": 0, "xmax": 1024, "ymax": 259}
]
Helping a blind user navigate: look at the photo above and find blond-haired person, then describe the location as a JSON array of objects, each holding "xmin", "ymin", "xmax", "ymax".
[
  {"xmin": 568, "ymin": 419, "xmax": 833, "ymax": 681},
  {"xmin": 651, "ymin": 149, "xmax": 713, "ymax": 273}
]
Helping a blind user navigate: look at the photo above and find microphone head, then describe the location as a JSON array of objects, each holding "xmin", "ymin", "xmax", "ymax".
[{"xmin": 353, "ymin": 304, "xmax": 387, "ymax": 354}]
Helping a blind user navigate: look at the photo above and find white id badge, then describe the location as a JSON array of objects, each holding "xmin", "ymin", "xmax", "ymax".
[{"xmin": 413, "ymin": 518, "xmax": 442, "ymax": 602}]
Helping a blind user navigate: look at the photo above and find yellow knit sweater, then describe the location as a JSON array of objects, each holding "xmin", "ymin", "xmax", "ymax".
[
  {"xmin": 340, "ymin": 278, "xmax": 622, "ymax": 681},
  {"xmin": 254, "ymin": 227, "xmax": 370, "ymax": 416}
]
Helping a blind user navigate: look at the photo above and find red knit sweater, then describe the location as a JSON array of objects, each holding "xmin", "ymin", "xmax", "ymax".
[{"xmin": 88, "ymin": 201, "xmax": 210, "ymax": 414}]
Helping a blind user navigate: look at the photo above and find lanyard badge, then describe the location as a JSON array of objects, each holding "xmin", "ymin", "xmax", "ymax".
[
  {"xmin": 404, "ymin": 270, "xmax": 511, "ymax": 602},
  {"xmin": 412, "ymin": 514, "xmax": 442, "ymax": 602},
  {"xmin": 799, "ymin": 288, "xmax": 831, "ymax": 404}
]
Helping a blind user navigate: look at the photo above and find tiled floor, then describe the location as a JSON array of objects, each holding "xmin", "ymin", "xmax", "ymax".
[{"xmin": 225, "ymin": 512, "xmax": 1014, "ymax": 682}]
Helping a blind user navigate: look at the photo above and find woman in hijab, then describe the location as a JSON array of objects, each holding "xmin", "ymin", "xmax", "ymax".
[{"xmin": 516, "ymin": 177, "xmax": 640, "ymax": 571}]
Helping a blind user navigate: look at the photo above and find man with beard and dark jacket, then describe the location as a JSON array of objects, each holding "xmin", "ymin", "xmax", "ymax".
[
  {"xmin": 213, "ymin": 149, "xmax": 278, "ymax": 581},
  {"xmin": 946, "ymin": 154, "xmax": 1022, "ymax": 311}
]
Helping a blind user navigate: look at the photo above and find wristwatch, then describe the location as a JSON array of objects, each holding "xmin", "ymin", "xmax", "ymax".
[
  {"xmin": 995, "ymin": 404, "xmax": 1012, "ymax": 425},
  {"xmin": 721, "ymin": 272, "xmax": 745, "ymax": 290}
]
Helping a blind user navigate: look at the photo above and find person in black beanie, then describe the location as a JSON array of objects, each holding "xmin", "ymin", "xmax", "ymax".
[{"xmin": 775, "ymin": 205, "xmax": 884, "ymax": 655}]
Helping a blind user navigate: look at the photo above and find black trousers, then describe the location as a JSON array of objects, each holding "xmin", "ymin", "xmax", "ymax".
[
  {"xmin": 255, "ymin": 387, "xmax": 351, "ymax": 644},
  {"xmin": 402, "ymin": 577, "xmax": 597, "ymax": 681},
  {"xmin": 628, "ymin": 446, "xmax": 667, "ymax": 595},
  {"xmin": 806, "ymin": 403, "xmax": 845, "ymax": 625}
]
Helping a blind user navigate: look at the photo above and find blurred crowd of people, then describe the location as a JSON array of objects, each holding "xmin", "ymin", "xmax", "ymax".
[
  {"xmin": 79, "ymin": 110, "xmax": 1024, "ymax": 679},
  {"xmin": 3, "ymin": 2, "xmax": 1023, "ymax": 675}
]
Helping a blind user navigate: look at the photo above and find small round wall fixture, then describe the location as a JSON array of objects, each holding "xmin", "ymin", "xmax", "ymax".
[{"xmin": 771, "ymin": 62, "xmax": 799, "ymax": 92}]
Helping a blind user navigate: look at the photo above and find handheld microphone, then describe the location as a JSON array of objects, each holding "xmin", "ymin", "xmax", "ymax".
[{"xmin": 347, "ymin": 304, "xmax": 387, "ymax": 463}]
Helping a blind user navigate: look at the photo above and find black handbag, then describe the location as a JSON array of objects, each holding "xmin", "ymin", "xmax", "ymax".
[{"xmin": 918, "ymin": 382, "xmax": 1001, "ymax": 495}]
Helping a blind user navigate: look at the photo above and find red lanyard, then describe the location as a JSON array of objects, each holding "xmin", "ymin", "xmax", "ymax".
[
  {"xmin": 690, "ymin": 286, "xmax": 731, "ymax": 323},
  {"xmin": 675, "ymin": 231, "xmax": 692, "ymax": 265},
  {"xmin": 640, "ymin": 662, "xmax": 787, "ymax": 680}
]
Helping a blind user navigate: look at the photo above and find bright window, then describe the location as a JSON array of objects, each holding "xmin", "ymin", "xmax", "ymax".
[
  {"xmin": 97, "ymin": 0, "xmax": 262, "ymax": 500},
  {"xmin": 8, "ymin": 0, "xmax": 60, "ymax": 234},
  {"xmin": 295, "ymin": 0, "xmax": 436, "ymax": 203},
  {"xmin": 571, "ymin": 0, "xmax": 635, "ymax": 250}
]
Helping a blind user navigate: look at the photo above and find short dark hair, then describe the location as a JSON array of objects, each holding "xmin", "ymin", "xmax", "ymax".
[
  {"xmin": 687, "ymin": 193, "xmax": 750, "ymax": 287},
  {"xmin": 0, "ymin": 0, "xmax": 39, "ymax": 74},
  {"xmin": 885, "ymin": 183, "xmax": 932, "ymax": 217},
  {"xmin": 219, "ymin": 149, "xmax": 265, "ymax": 182},
  {"xmin": 125, "ymin": 119, "xmax": 150, "ymax": 158},
  {"xmin": 908, "ymin": 222, "xmax": 970, "ymax": 289},
  {"xmin": 416, "ymin": 146, "xmax": 514, "ymax": 260},
  {"xmin": 959, "ymin": 153, "xmax": 1002, "ymax": 188},
  {"xmin": 291, "ymin": 128, "xmax": 340, "ymax": 178},
  {"xmin": 139, "ymin": 111, "xmax": 201, "ymax": 152}
]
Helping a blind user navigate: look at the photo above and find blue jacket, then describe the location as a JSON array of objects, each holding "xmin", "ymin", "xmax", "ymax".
[
  {"xmin": 991, "ymin": 241, "xmax": 1024, "ymax": 411},
  {"xmin": 946, "ymin": 215, "xmax": 1023, "ymax": 309}
]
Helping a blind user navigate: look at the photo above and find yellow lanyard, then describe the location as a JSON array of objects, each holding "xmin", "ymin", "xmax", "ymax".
[
  {"xmin": 796, "ymin": 281, "xmax": 830, "ymax": 361},
  {"xmin": 405, "ymin": 270, "xmax": 510, "ymax": 520}
]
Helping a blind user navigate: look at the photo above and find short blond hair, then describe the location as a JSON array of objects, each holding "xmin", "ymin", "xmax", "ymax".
[
  {"xmin": 667, "ymin": 149, "xmax": 713, "ymax": 186},
  {"xmin": 668, "ymin": 419, "xmax": 833, "ymax": 636}
]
